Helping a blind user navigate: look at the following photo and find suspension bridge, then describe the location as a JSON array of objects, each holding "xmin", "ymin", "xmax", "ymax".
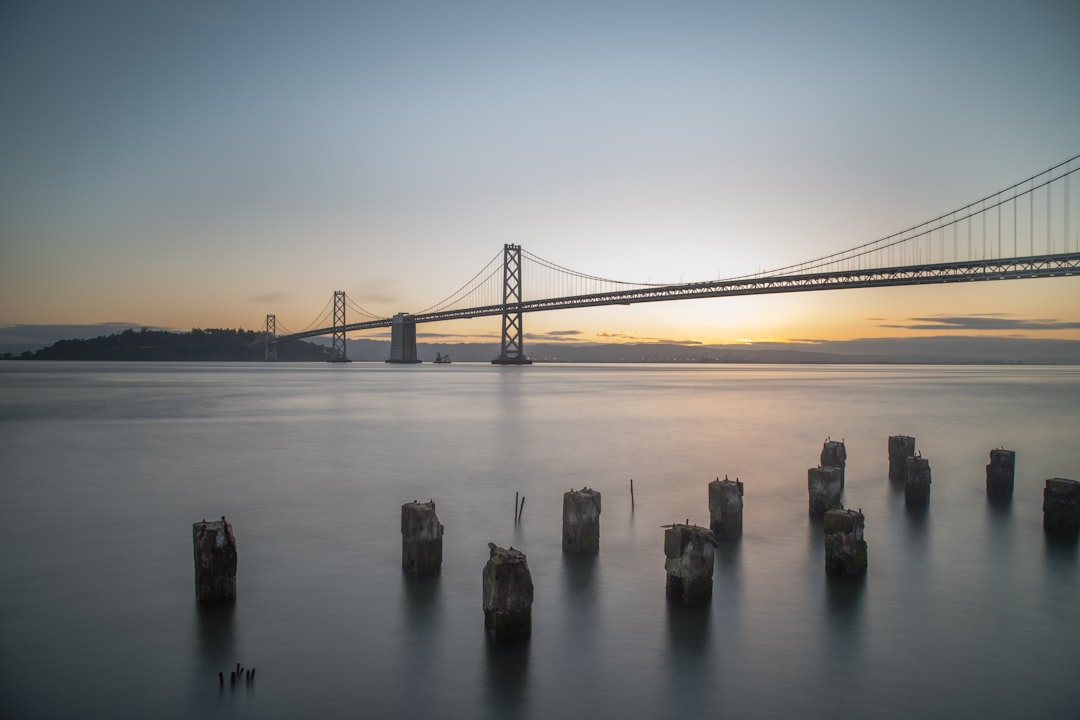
[{"xmin": 261, "ymin": 155, "xmax": 1080, "ymax": 364}]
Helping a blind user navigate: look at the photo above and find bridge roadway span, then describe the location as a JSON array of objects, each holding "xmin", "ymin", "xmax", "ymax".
[{"xmin": 274, "ymin": 251, "xmax": 1080, "ymax": 345}]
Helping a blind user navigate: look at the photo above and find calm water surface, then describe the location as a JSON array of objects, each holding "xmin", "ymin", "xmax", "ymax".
[{"xmin": 1, "ymin": 362, "xmax": 1078, "ymax": 719}]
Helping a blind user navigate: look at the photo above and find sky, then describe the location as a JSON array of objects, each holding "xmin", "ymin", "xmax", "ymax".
[{"xmin": 1, "ymin": 0, "xmax": 1078, "ymax": 348}]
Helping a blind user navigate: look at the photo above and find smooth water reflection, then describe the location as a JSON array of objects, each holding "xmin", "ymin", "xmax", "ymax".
[{"xmin": 1, "ymin": 362, "xmax": 1078, "ymax": 719}]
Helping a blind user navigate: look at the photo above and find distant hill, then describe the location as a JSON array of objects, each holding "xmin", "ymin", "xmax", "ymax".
[
  {"xmin": 5, "ymin": 326, "xmax": 1079, "ymax": 364},
  {"xmin": 13, "ymin": 328, "xmax": 329, "ymax": 361}
]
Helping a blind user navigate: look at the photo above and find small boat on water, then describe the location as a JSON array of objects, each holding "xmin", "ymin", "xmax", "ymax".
[{"xmin": 434, "ymin": 352, "xmax": 451, "ymax": 364}]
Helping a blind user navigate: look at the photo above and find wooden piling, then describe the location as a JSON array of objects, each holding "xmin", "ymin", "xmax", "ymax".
[
  {"xmin": 986, "ymin": 449, "xmax": 1015, "ymax": 499},
  {"xmin": 482, "ymin": 544, "xmax": 533, "ymax": 642},
  {"xmin": 192, "ymin": 516, "xmax": 237, "ymax": 603},
  {"xmin": 401, "ymin": 501, "xmax": 444, "ymax": 575},
  {"xmin": 562, "ymin": 487, "xmax": 601, "ymax": 554}
]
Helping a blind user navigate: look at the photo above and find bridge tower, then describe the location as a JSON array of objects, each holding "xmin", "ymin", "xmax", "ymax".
[
  {"xmin": 264, "ymin": 314, "xmax": 277, "ymax": 361},
  {"xmin": 492, "ymin": 243, "xmax": 532, "ymax": 365},
  {"xmin": 387, "ymin": 313, "xmax": 421, "ymax": 364},
  {"xmin": 328, "ymin": 290, "xmax": 351, "ymax": 363}
]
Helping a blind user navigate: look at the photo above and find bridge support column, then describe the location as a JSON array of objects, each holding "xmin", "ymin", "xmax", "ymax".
[
  {"xmin": 386, "ymin": 313, "xmax": 421, "ymax": 364},
  {"xmin": 492, "ymin": 243, "xmax": 532, "ymax": 365},
  {"xmin": 264, "ymin": 314, "xmax": 277, "ymax": 362},
  {"xmin": 328, "ymin": 290, "xmax": 350, "ymax": 363}
]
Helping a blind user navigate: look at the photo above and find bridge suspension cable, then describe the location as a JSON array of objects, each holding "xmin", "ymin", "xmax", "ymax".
[
  {"xmin": 292, "ymin": 295, "xmax": 335, "ymax": 335},
  {"xmin": 415, "ymin": 248, "xmax": 505, "ymax": 314},
  {"xmin": 520, "ymin": 249, "xmax": 670, "ymax": 301},
  {"xmin": 343, "ymin": 295, "xmax": 387, "ymax": 322},
  {"xmin": 742, "ymin": 154, "xmax": 1079, "ymax": 279}
]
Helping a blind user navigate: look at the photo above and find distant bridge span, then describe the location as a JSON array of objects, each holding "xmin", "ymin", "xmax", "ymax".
[{"xmin": 261, "ymin": 155, "xmax": 1080, "ymax": 363}]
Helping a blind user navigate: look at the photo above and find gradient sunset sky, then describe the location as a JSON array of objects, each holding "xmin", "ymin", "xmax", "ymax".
[{"xmin": 1, "ymin": 0, "xmax": 1077, "ymax": 347}]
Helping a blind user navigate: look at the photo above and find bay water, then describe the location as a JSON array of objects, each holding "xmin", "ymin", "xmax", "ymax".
[{"xmin": 1, "ymin": 362, "xmax": 1078, "ymax": 719}]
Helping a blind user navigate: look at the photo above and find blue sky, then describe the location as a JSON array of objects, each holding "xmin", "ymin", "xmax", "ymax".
[{"xmin": 1, "ymin": 0, "xmax": 1077, "ymax": 345}]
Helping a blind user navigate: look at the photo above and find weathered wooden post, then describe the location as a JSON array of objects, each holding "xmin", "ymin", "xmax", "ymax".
[
  {"xmin": 808, "ymin": 465, "xmax": 843, "ymax": 517},
  {"xmin": 482, "ymin": 544, "xmax": 533, "ymax": 642},
  {"xmin": 192, "ymin": 516, "xmax": 237, "ymax": 603},
  {"xmin": 401, "ymin": 501, "xmax": 444, "ymax": 575},
  {"xmin": 986, "ymin": 449, "xmax": 1016, "ymax": 500},
  {"xmin": 821, "ymin": 439, "xmax": 847, "ymax": 488},
  {"xmin": 905, "ymin": 455, "xmax": 932, "ymax": 507},
  {"xmin": 707, "ymin": 476, "xmax": 744, "ymax": 540},
  {"xmin": 562, "ymin": 487, "xmax": 601, "ymax": 554},
  {"xmin": 824, "ymin": 508, "xmax": 867, "ymax": 578},
  {"xmin": 888, "ymin": 435, "xmax": 916, "ymax": 482},
  {"xmin": 1043, "ymin": 478, "xmax": 1080, "ymax": 535},
  {"xmin": 664, "ymin": 523, "xmax": 719, "ymax": 605}
]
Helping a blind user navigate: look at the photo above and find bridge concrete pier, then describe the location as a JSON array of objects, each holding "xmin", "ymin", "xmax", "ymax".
[
  {"xmin": 664, "ymin": 523, "xmax": 719, "ymax": 605},
  {"xmin": 824, "ymin": 508, "xmax": 867, "ymax": 578},
  {"xmin": 986, "ymin": 449, "xmax": 1016, "ymax": 500},
  {"xmin": 401, "ymin": 501, "xmax": 444, "ymax": 574},
  {"xmin": 707, "ymin": 477, "xmax": 744, "ymax": 540},
  {"xmin": 483, "ymin": 544, "xmax": 533, "ymax": 642},
  {"xmin": 387, "ymin": 313, "xmax": 421, "ymax": 364},
  {"xmin": 1043, "ymin": 478, "xmax": 1080, "ymax": 534},
  {"xmin": 808, "ymin": 465, "xmax": 843, "ymax": 518},
  {"xmin": 562, "ymin": 487, "xmax": 601, "ymax": 554},
  {"xmin": 193, "ymin": 517, "xmax": 237, "ymax": 603},
  {"xmin": 888, "ymin": 435, "xmax": 916, "ymax": 483},
  {"xmin": 821, "ymin": 439, "xmax": 847, "ymax": 488},
  {"xmin": 905, "ymin": 455, "xmax": 932, "ymax": 507}
]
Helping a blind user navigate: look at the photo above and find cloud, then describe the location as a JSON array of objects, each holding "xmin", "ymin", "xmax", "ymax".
[
  {"xmin": 249, "ymin": 292, "xmax": 290, "ymax": 304},
  {"xmin": 416, "ymin": 331, "xmax": 499, "ymax": 340},
  {"xmin": 524, "ymin": 329, "xmax": 587, "ymax": 342},
  {"xmin": 351, "ymin": 278, "xmax": 400, "ymax": 306},
  {"xmin": 595, "ymin": 331, "xmax": 702, "ymax": 345},
  {"xmin": 882, "ymin": 315, "xmax": 1080, "ymax": 331}
]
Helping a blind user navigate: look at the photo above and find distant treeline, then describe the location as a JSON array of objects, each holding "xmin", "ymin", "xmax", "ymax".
[{"xmin": 11, "ymin": 328, "xmax": 330, "ymax": 361}]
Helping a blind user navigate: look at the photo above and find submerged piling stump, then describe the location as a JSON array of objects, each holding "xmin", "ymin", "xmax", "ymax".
[
  {"xmin": 808, "ymin": 465, "xmax": 843, "ymax": 517},
  {"xmin": 562, "ymin": 487, "xmax": 601, "ymax": 554},
  {"xmin": 401, "ymin": 501, "xmax": 444, "ymax": 575},
  {"xmin": 821, "ymin": 440, "xmax": 847, "ymax": 488},
  {"xmin": 905, "ymin": 456, "xmax": 932, "ymax": 507},
  {"xmin": 888, "ymin": 435, "xmax": 916, "ymax": 483},
  {"xmin": 986, "ymin": 449, "xmax": 1016, "ymax": 500},
  {"xmin": 664, "ymin": 523, "xmax": 719, "ymax": 605},
  {"xmin": 193, "ymin": 517, "xmax": 237, "ymax": 603},
  {"xmin": 482, "ymin": 544, "xmax": 533, "ymax": 642},
  {"xmin": 707, "ymin": 477, "xmax": 744, "ymax": 540},
  {"xmin": 823, "ymin": 508, "xmax": 867, "ymax": 578},
  {"xmin": 1043, "ymin": 478, "xmax": 1080, "ymax": 535}
]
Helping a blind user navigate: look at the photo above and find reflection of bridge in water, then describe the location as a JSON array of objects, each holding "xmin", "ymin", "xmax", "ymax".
[{"xmin": 262, "ymin": 155, "xmax": 1080, "ymax": 364}]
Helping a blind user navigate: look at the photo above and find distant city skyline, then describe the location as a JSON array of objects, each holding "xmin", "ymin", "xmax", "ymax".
[{"xmin": 2, "ymin": 1, "xmax": 1078, "ymax": 346}]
